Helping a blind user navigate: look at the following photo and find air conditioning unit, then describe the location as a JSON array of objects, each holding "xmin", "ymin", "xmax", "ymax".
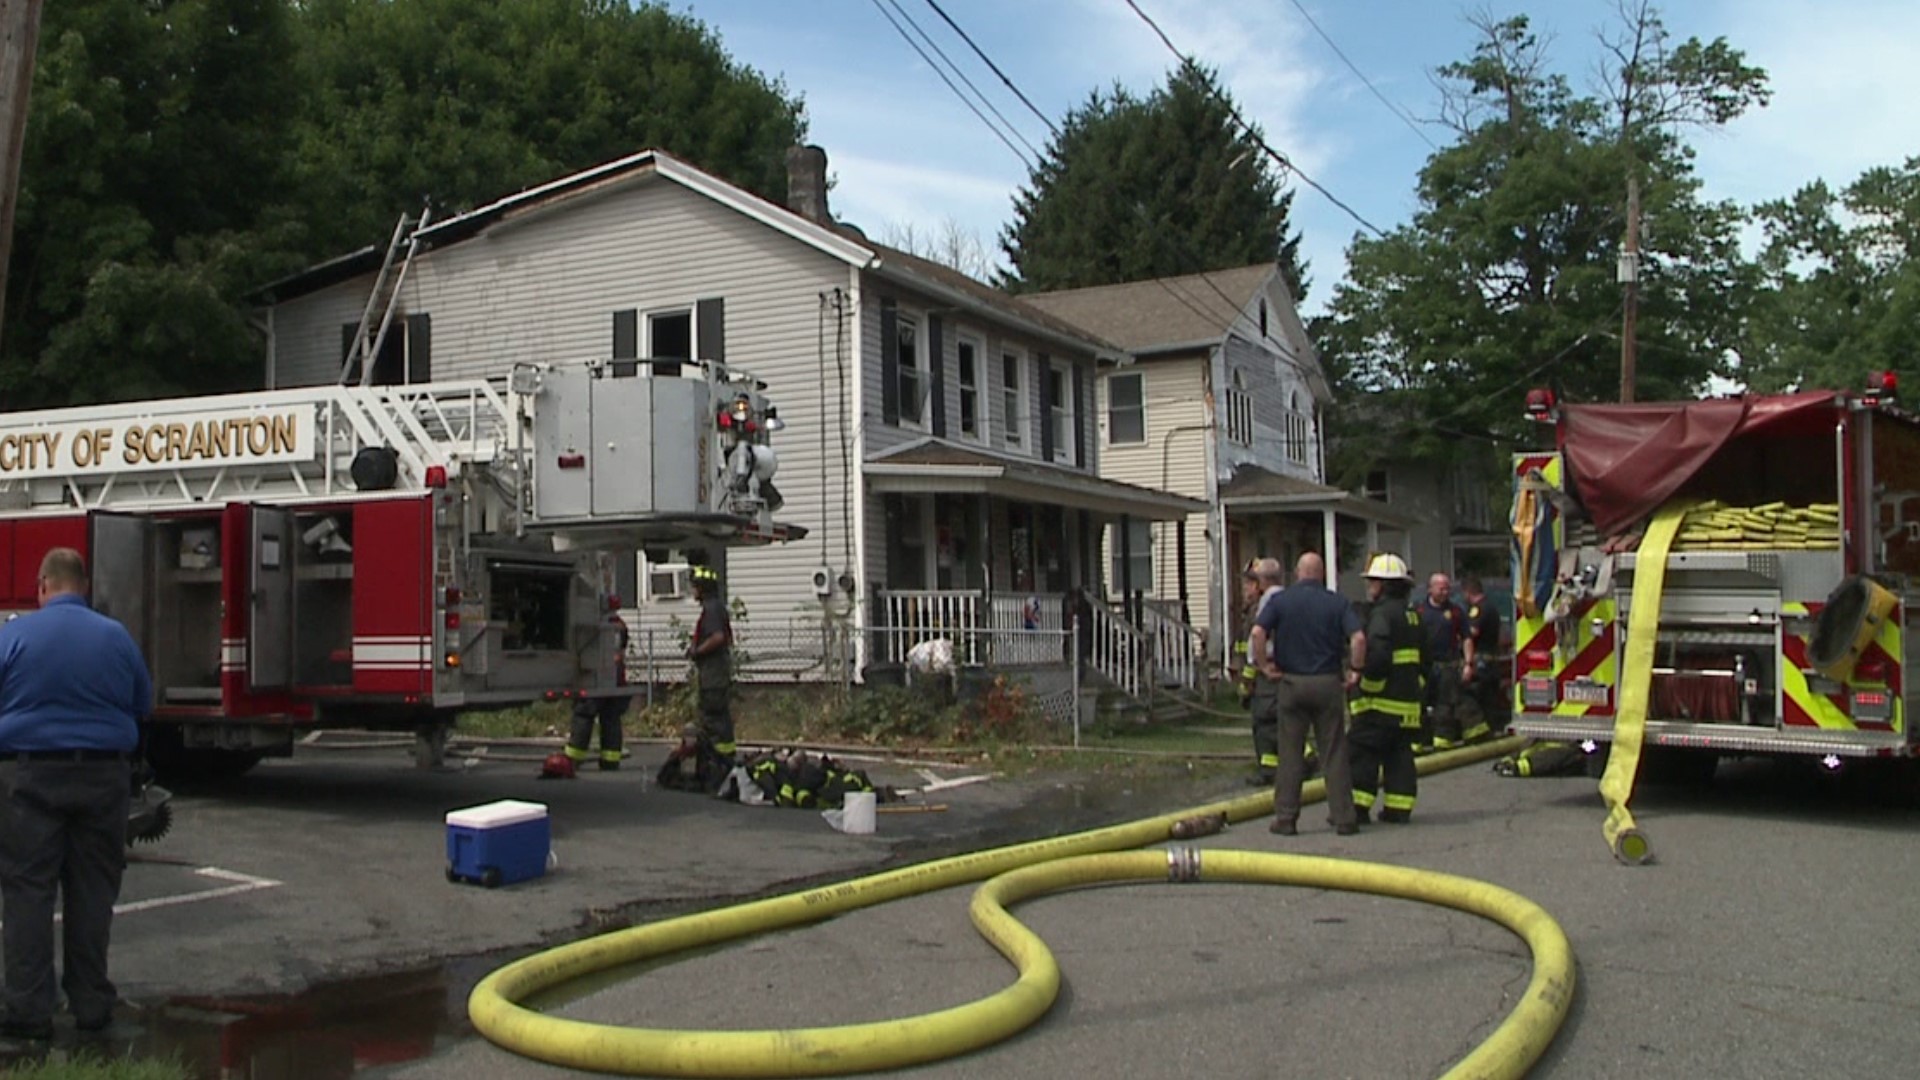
[{"xmin": 646, "ymin": 564, "xmax": 690, "ymax": 601}]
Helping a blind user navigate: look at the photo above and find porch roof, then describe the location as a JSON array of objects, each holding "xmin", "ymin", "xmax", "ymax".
[
  {"xmin": 1218, "ymin": 466, "xmax": 1420, "ymax": 528},
  {"xmin": 866, "ymin": 438, "xmax": 1203, "ymax": 521}
]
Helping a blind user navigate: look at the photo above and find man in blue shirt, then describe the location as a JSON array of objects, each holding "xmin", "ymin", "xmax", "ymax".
[
  {"xmin": 0, "ymin": 548, "xmax": 150, "ymax": 1042},
  {"xmin": 1249, "ymin": 552, "xmax": 1364, "ymax": 837}
]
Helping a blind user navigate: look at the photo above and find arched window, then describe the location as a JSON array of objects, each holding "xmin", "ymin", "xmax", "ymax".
[{"xmin": 1226, "ymin": 370, "xmax": 1253, "ymax": 445}]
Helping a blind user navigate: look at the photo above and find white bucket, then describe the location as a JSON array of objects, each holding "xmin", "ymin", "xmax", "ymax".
[{"xmin": 840, "ymin": 791, "xmax": 877, "ymax": 835}]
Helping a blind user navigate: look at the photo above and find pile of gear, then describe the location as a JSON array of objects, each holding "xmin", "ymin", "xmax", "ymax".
[{"xmin": 714, "ymin": 749, "xmax": 888, "ymax": 809}]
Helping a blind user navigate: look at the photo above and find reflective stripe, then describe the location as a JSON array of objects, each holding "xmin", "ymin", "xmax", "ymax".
[
  {"xmin": 1259, "ymin": 753, "xmax": 1279, "ymax": 768},
  {"xmin": 1359, "ymin": 677, "xmax": 1387, "ymax": 694},
  {"xmin": 1353, "ymin": 790, "xmax": 1376, "ymax": 808},
  {"xmin": 714, "ymin": 741, "xmax": 737, "ymax": 754},
  {"xmin": 1352, "ymin": 696, "xmax": 1421, "ymax": 721},
  {"xmin": 563, "ymin": 745, "xmax": 590, "ymax": 761},
  {"xmin": 1462, "ymin": 722, "xmax": 1491, "ymax": 741},
  {"xmin": 1391, "ymin": 648, "xmax": 1422, "ymax": 664},
  {"xmin": 1383, "ymin": 793, "xmax": 1416, "ymax": 811}
]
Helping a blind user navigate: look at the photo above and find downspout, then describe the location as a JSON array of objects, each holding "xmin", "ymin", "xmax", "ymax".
[{"xmin": 849, "ymin": 267, "xmax": 869, "ymax": 682}]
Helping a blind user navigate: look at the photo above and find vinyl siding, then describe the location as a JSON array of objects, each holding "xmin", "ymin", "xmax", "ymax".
[
  {"xmin": 1096, "ymin": 357, "xmax": 1213, "ymax": 633},
  {"xmin": 264, "ymin": 177, "xmax": 860, "ymax": 655}
]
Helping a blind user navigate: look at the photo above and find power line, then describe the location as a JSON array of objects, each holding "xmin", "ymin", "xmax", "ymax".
[
  {"xmin": 1119, "ymin": 0, "xmax": 1388, "ymax": 238},
  {"xmin": 881, "ymin": 0, "xmax": 1044, "ymax": 161},
  {"xmin": 921, "ymin": 0, "xmax": 1061, "ymax": 139},
  {"xmin": 1284, "ymin": 0, "xmax": 1437, "ymax": 150},
  {"xmin": 866, "ymin": 0, "xmax": 1035, "ymax": 171}
]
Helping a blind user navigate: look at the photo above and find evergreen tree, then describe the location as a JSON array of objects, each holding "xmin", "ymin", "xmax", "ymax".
[{"xmin": 999, "ymin": 60, "xmax": 1306, "ymax": 297}]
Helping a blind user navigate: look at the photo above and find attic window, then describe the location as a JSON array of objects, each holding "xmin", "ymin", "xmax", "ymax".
[
  {"xmin": 1259, "ymin": 299, "xmax": 1268, "ymax": 336},
  {"xmin": 1226, "ymin": 369, "xmax": 1253, "ymax": 447}
]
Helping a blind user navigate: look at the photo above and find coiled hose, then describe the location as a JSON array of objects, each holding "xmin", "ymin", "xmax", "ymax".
[{"xmin": 470, "ymin": 735, "xmax": 1573, "ymax": 1078}]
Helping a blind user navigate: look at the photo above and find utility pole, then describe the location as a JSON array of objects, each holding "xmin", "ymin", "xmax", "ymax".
[
  {"xmin": 0, "ymin": 0, "xmax": 45, "ymax": 344},
  {"xmin": 1618, "ymin": 175, "xmax": 1640, "ymax": 403}
]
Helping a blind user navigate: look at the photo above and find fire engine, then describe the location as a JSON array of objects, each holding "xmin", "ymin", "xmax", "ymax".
[
  {"xmin": 1509, "ymin": 373, "xmax": 1919, "ymax": 768},
  {"xmin": 0, "ymin": 359, "xmax": 800, "ymax": 778}
]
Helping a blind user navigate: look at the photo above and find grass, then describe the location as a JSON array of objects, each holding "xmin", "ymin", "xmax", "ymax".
[{"xmin": 4, "ymin": 1056, "xmax": 190, "ymax": 1080}]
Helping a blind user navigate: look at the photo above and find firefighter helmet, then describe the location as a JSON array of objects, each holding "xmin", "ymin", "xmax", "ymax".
[
  {"xmin": 539, "ymin": 752, "xmax": 577, "ymax": 780},
  {"xmin": 1363, "ymin": 553, "xmax": 1413, "ymax": 582}
]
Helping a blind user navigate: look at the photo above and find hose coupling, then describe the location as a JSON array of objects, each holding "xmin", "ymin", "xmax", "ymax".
[{"xmin": 1166, "ymin": 845, "xmax": 1202, "ymax": 883}]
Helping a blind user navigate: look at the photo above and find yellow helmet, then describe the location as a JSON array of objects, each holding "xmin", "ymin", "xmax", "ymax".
[
  {"xmin": 690, "ymin": 565, "xmax": 720, "ymax": 585},
  {"xmin": 1363, "ymin": 553, "xmax": 1412, "ymax": 582}
]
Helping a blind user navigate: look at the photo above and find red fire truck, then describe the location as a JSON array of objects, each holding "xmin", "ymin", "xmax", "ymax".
[
  {"xmin": 0, "ymin": 359, "xmax": 797, "ymax": 778},
  {"xmin": 1509, "ymin": 374, "xmax": 1920, "ymax": 769}
]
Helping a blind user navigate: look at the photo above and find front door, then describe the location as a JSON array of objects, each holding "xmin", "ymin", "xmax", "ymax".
[{"xmin": 249, "ymin": 506, "xmax": 298, "ymax": 691}]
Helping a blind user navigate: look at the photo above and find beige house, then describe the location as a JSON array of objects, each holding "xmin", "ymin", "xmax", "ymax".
[
  {"xmin": 1026, "ymin": 267, "xmax": 1413, "ymax": 668},
  {"xmin": 247, "ymin": 147, "xmax": 1201, "ymax": 689}
]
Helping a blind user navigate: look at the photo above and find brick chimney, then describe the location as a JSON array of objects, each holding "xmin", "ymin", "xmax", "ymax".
[{"xmin": 785, "ymin": 145, "xmax": 831, "ymax": 225}]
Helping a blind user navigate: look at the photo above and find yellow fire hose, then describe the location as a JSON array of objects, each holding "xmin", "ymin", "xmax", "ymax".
[
  {"xmin": 470, "ymin": 736, "xmax": 1575, "ymax": 1078},
  {"xmin": 1600, "ymin": 501, "xmax": 1691, "ymax": 865}
]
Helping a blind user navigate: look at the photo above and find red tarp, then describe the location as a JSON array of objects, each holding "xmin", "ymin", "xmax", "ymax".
[{"xmin": 1559, "ymin": 391, "xmax": 1841, "ymax": 536}]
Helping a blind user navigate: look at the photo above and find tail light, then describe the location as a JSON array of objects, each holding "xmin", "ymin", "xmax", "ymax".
[
  {"xmin": 1853, "ymin": 657, "xmax": 1888, "ymax": 684},
  {"xmin": 1521, "ymin": 649, "xmax": 1553, "ymax": 672}
]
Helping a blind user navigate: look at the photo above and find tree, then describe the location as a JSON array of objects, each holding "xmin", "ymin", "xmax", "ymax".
[
  {"xmin": 1320, "ymin": 4, "xmax": 1767, "ymax": 470},
  {"xmin": 1739, "ymin": 158, "xmax": 1920, "ymax": 394},
  {"xmin": 285, "ymin": 0, "xmax": 807, "ymax": 258},
  {"xmin": 998, "ymin": 59, "xmax": 1306, "ymax": 297},
  {"xmin": 1, "ymin": 0, "xmax": 808, "ymax": 409},
  {"xmin": 880, "ymin": 217, "xmax": 997, "ymax": 283},
  {"xmin": 3, "ymin": 0, "xmax": 303, "ymax": 405}
]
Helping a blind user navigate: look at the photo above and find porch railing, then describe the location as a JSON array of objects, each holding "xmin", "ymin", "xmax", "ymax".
[
  {"xmin": 1082, "ymin": 599, "xmax": 1146, "ymax": 698},
  {"xmin": 1139, "ymin": 602, "xmax": 1202, "ymax": 692}
]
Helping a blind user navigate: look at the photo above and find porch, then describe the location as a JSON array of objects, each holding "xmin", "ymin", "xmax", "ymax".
[{"xmin": 864, "ymin": 439, "xmax": 1205, "ymax": 697}]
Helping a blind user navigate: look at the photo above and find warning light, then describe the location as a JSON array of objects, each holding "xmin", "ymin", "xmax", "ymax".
[
  {"xmin": 424, "ymin": 465, "xmax": 448, "ymax": 488},
  {"xmin": 1867, "ymin": 370, "xmax": 1898, "ymax": 401},
  {"xmin": 444, "ymin": 587, "xmax": 462, "ymax": 605},
  {"xmin": 557, "ymin": 453, "xmax": 586, "ymax": 469},
  {"xmin": 716, "ymin": 410, "xmax": 734, "ymax": 430},
  {"xmin": 444, "ymin": 653, "xmax": 461, "ymax": 669},
  {"xmin": 445, "ymin": 612, "xmax": 460, "ymax": 630},
  {"xmin": 1525, "ymin": 387, "xmax": 1557, "ymax": 422}
]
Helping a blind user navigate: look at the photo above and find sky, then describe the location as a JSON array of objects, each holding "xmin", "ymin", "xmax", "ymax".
[{"xmin": 672, "ymin": 0, "xmax": 1918, "ymax": 314}]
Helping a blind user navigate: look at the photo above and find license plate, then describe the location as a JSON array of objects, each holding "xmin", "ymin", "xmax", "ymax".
[
  {"xmin": 1522, "ymin": 677, "xmax": 1555, "ymax": 708},
  {"xmin": 1563, "ymin": 680, "xmax": 1610, "ymax": 705}
]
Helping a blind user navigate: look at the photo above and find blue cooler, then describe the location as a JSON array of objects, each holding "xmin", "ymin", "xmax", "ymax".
[{"xmin": 445, "ymin": 799, "xmax": 550, "ymax": 887}]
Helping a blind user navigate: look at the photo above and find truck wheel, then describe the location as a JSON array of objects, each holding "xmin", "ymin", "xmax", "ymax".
[
  {"xmin": 145, "ymin": 728, "xmax": 266, "ymax": 784},
  {"xmin": 481, "ymin": 868, "xmax": 502, "ymax": 889}
]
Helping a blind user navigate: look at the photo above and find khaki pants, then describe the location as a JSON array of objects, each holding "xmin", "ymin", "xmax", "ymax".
[{"xmin": 1260, "ymin": 674, "xmax": 1356, "ymax": 830}]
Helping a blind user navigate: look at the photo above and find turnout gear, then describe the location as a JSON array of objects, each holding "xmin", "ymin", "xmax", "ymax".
[
  {"xmin": 1350, "ymin": 595, "xmax": 1428, "ymax": 823},
  {"xmin": 1493, "ymin": 740, "xmax": 1587, "ymax": 777}
]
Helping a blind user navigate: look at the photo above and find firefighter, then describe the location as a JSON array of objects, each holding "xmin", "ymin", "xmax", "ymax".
[
  {"xmin": 565, "ymin": 609, "xmax": 631, "ymax": 771},
  {"xmin": 1416, "ymin": 572, "xmax": 1473, "ymax": 750},
  {"xmin": 686, "ymin": 564, "xmax": 736, "ymax": 791},
  {"xmin": 1235, "ymin": 561, "xmax": 1281, "ymax": 786},
  {"xmin": 1459, "ymin": 576, "xmax": 1502, "ymax": 742},
  {"xmin": 1349, "ymin": 554, "xmax": 1428, "ymax": 824}
]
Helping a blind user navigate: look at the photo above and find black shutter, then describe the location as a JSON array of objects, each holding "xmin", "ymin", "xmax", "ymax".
[
  {"xmin": 928, "ymin": 315, "xmax": 946, "ymax": 438},
  {"xmin": 340, "ymin": 323, "xmax": 359, "ymax": 384},
  {"xmin": 1037, "ymin": 352, "xmax": 1053, "ymax": 461},
  {"xmin": 696, "ymin": 298, "xmax": 725, "ymax": 364},
  {"xmin": 406, "ymin": 314, "xmax": 431, "ymax": 384},
  {"xmin": 1071, "ymin": 362, "xmax": 1086, "ymax": 467},
  {"xmin": 612, "ymin": 309, "xmax": 638, "ymax": 377},
  {"xmin": 880, "ymin": 298, "xmax": 900, "ymax": 426}
]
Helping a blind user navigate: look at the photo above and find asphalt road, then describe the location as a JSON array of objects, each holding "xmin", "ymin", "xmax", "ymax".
[{"xmin": 384, "ymin": 752, "xmax": 1920, "ymax": 1080}]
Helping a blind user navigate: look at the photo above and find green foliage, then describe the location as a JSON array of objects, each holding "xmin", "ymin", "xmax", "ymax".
[
  {"xmin": 8, "ymin": 1054, "xmax": 191, "ymax": 1080},
  {"xmin": 1738, "ymin": 158, "xmax": 1920, "ymax": 394},
  {"xmin": 998, "ymin": 59, "xmax": 1305, "ymax": 297},
  {"xmin": 1320, "ymin": 8, "xmax": 1768, "ymax": 472},
  {"xmin": 4, "ymin": 0, "xmax": 806, "ymax": 409}
]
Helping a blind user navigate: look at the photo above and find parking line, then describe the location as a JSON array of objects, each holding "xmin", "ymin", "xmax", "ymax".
[{"xmin": 111, "ymin": 866, "xmax": 283, "ymax": 917}]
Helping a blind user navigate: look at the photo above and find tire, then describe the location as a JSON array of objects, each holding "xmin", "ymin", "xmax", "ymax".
[
  {"xmin": 446, "ymin": 866, "xmax": 460, "ymax": 884},
  {"xmin": 481, "ymin": 867, "xmax": 502, "ymax": 889}
]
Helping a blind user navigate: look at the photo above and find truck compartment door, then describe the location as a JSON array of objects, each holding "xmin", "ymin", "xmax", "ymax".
[
  {"xmin": 88, "ymin": 511, "xmax": 153, "ymax": 662},
  {"xmin": 249, "ymin": 505, "xmax": 298, "ymax": 690}
]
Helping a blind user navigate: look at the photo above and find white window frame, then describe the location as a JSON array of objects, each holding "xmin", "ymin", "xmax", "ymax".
[
  {"xmin": 1048, "ymin": 361, "xmax": 1073, "ymax": 464},
  {"xmin": 1001, "ymin": 346, "xmax": 1027, "ymax": 449},
  {"xmin": 957, "ymin": 333, "xmax": 987, "ymax": 442},
  {"xmin": 645, "ymin": 307, "xmax": 696, "ymax": 361},
  {"xmin": 1106, "ymin": 371, "xmax": 1146, "ymax": 446},
  {"xmin": 1225, "ymin": 369, "xmax": 1253, "ymax": 447},
  {"xmin": 1286, "ymin": 391, "xmax": 1310, "ymax": 466},
  {"xmin": 895, "ymin": 313, "xmax": 927, "ymax": 429}
]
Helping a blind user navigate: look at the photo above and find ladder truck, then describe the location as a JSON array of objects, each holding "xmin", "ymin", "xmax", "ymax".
[{"xmin": 0, "ymin": 358, "xmax": 801, "ymax": 778}]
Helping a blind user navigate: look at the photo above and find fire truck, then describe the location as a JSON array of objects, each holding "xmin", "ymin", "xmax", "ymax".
[
  {"xmin": 1509, "ymin": 373, "xmax": 1920, "ymax": 768},
  {"xmin": 0, "ymin": 359, "xmax": 799, "ymax": 778}
]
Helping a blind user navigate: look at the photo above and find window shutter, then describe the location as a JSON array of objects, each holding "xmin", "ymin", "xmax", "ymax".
[
  {"xmin": 612, "ymin": 309, "xmax": 638, "ymax": 359},
  {"xmin": 928, "ymin": 315, "xmax": 946, "ymax": 438},
  {"xmin": 406, "ymin": 314, "xmax": 431, "ymax": 384},
  {"xmin": 880, "ymin": 298, "xmax": 900, "ymax": 426},
  {"xmin": 1071, "ymin": 362, "xmax": 1086, "ymax": 467},
  {"xmin": 696, "ymin": 298, "xmax": 725, "ymax": 364},
  {"xmin": 1037, "ymin": 353, "xmax": 1053, "ymax": 461}
]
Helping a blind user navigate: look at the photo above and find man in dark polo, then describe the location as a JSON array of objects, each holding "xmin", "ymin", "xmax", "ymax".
[
  {"xmin": 1249, "ymin": 551, "xmax": 1364, "ymax": 836},
  {"xmin": 0, "ymin": 548, "xmax": 150, "ymax": 1041}
]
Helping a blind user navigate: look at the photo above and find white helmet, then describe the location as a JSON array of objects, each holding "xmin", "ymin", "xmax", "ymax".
[{"xmin": 1363, "ymin": 553, "xmax": 1413, "ymax": 582}]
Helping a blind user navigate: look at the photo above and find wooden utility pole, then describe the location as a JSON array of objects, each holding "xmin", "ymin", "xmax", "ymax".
[
  {"xmin": 0, "ymin": 0, "xmax": 45, "ymax": 344},
  {"xmin": 1618, "ymin": 175, "xmax": 1640, "ymax": 403}
]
